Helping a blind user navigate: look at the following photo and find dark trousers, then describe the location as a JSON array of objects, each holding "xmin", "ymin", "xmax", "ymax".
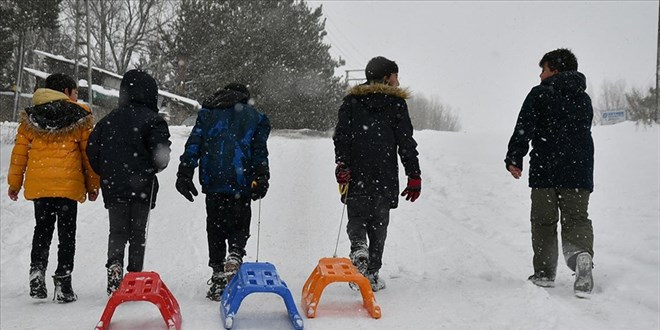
[
  {"xmin": 31, "ymin": 198, "xmax": 78, "ymax": 276},
  {"xmin": 206, "ymin": 194, "xmax": 252, "ymax": 273},
  {"xmin": 346, "ymin": 195, "xmax": 390, "ymax": 274},
  {"xmin": 107, "ymin": 202, "xmax": 150, "ymax": 272},
  {"xmin": 530, "ymin": 188, "xmax": 594, "ymax": 276}
]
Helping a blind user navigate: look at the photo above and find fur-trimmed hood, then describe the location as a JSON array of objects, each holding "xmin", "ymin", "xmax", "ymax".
[
  {"xmin": 32, "ymin": 88, "xmax": 70, "ymax": 105},
  {"xmin": 346, "ymin": 83, "xmax": 410, "ymax": 113},
  {"xmin": 347, "ymin": 83, "xmax": 411, "ymax": 99},
  {"xmin": 21, "ymin": 89, "xmax": 92, "ymax": 137}
]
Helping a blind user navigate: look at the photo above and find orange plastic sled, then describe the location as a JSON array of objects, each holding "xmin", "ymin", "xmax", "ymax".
[
  {"xmin": 95, "ymin": 271, "xmax": 182, "ymax": 330},
  {"xmin": 301, "ymin": 257, "xmax": 381, "ymax": 319}
]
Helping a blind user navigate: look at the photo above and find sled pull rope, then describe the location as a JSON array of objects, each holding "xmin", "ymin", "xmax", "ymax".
[
  {"xmin": 256, "ymin": 198, "xmax": 262, "ymax": 262},
  {"xmin": 143, "ymin": 178, "xmax": 156, "ymax": 263},
  {"xmin": 333, "ymin": 183, "xmax": 349, "ymax": 258}
]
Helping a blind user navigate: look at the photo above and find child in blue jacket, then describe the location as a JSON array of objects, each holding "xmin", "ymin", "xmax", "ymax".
[{"xmin": 175, "ymin": 83, "xmax": 270, "ymax": 301}]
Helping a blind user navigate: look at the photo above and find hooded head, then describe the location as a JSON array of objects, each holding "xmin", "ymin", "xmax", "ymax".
[
  {"xmin": 201, "ymin": 83, "xmax": 251, "ymax": 109},
  {"xmin": 223, "ymin": 83, "xmax": 250, "ymax": 103},
  {"xmin": 119, "ymin": 69, "xmax": 159, "ymax": 112}
]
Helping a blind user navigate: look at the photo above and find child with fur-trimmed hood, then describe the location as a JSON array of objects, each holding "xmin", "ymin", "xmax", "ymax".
[
  {"xmin": 7, "ymin": 73, "xmax": 100, "ymax": 303},
  {"xmin": 333, "ymin": 56, "xmax": 421, "ymax": 292}
]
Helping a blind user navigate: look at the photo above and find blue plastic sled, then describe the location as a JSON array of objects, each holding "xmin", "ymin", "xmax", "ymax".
[{"xmin": 220, "ymin": 262, "xmax": 304, "ymax": 329}]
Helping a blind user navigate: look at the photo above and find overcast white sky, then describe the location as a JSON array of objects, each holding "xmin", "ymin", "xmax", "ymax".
[{"xmin": 309, "ymin": 1, "xmax": 658, "ymax": 131}]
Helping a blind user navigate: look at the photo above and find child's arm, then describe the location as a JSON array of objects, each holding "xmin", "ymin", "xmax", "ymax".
[
  {"xmin": 250, "ymin": 112, "xmax": 270, "ymax": 177},
  {"xmin": 7, "ymin": 124, "xmax": 31, "ymax": 200},
  {"xmin": 80, "ymin": 119, "xmax": 100, "ymax": 198},
  {"xmin": 146, "ymin": 115, "xmax": 171, "ymax": 173}
]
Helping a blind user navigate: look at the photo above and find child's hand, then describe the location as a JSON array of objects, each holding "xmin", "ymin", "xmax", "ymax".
[
  {"xmin": 507, "ymin": 165, "xmax": 522, "ymax": 179},
  {"xmin": 7, "ymin": 188, "xmax": 18, "ymax": 201}
]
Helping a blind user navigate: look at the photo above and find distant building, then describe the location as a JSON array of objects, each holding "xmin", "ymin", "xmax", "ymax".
[{"xmin": 3, "ymin": 50, "xmax": 201, "ymax": 125}]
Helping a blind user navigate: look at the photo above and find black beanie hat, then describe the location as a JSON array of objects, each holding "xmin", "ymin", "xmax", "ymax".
[
  {"xmin": 224, "ymin": 83, "xmax": 250, "ymax": 103},
  {"xmin": 365, "ymin": 56, "xmax": 398, "ymax": 82}
]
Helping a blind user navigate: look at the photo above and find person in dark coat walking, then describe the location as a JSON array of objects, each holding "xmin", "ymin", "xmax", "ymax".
[
  {"xmin": 86, "ymin": 69, "xmax": 171, "ymax": 295},
  {"xmin": 505, "ymin": 48, "xmax": 595, "ymax": 297},
  {"xmin": 333, "ymin": 56, "xmax": 421, "ymax": 291},
  {"xmin": 175, "ymin": 83, "xmax": 270, "ymax": 301}
]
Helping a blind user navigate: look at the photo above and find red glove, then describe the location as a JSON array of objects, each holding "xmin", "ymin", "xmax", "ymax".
[
  {"xmin": 401, "ymin": 175, "xmax": 421, "ymax": 202},
  {"xmin": 335, "ymin": 163, "xmax": 351, "ymax": 184}
]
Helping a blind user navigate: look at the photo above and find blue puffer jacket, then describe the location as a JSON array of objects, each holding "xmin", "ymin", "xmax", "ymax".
[{"xmin": 179, "ymin": 89, "xmax": 270, "ymax": 196}]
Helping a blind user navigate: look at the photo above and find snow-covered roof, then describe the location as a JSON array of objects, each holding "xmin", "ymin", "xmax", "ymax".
[
  {"xmin": 78, "ymin": 79, "xmax": 120, "ymax": 97},
  {"xmin": 33, "ymin": 50, "xmax": 123, "ymax": 79},
  {"xmin": 157, "ymin": 89, "xmax": 200, "ymax": 109},
  {"xmin": 23, "ymin": 52, "xmax": 201, "ymax": 109},
  {"xmin": 22, "ymin": 67, "xmax": 49, "ymax": 80}
]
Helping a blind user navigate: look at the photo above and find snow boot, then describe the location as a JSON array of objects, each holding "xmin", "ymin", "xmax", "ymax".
[
  {"xmin": 29, "ymin": 266, "xmax": 47, "ymax": 299},
  {"xmin": 348, "ymin": 245, "xmax": 369, "ymax": 291},
  {"xmin": 574, "ymin": 252, "xmax": 593, "ymax": 298},
  {"xmin": 106, "ymin": 262, "xmax": 124, "ymax": 295},
  {"xmin": 53, "ymin": 274, "xmax": 77, "ymax": 303},
  {"xmin": 224, "ymin": 253, "xmax": 242, "ymax": 284},
  {"xmin": 349, "ymin": 246, "xmax": 369, "ymax": 275},
  {"xmin": 206, "ymin": 271, "xmax": 227, "ymax": 301},
  {"xmin": 366, "ymin": 271, "xmax": 386, "ymax": 292},
  {"xmin": 528, "ymin": 270, "xmax": 555, "ymax": 288}
]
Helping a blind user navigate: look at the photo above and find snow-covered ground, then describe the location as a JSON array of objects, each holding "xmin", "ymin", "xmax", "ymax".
[{"xmin": 1, "ymin": 121, "xmax": 658, "ymax": 330}]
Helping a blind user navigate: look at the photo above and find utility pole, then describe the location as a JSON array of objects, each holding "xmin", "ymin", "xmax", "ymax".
[
  {"xmin": 656, "ymin": 1, "xmax": 659, "ymax": 122},
  {"xmin": 12, "ymin": 31, "xmax": 25, "ymax": 122},
  {"xmin": 74, "ymin": 0, "xmax": 80, "ymax": 81},
  {"xmin": 85, "ymin": 0, "xmax": 93, "ymax": 107}
]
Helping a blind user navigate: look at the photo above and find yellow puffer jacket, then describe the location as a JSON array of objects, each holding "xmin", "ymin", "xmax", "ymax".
[{"xmin": 7, "ymin": 88, "xmax": 100, "ymax": 202}]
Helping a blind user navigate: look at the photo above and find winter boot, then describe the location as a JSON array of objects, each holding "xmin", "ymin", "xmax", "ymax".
[
  {"xmin": 349, "ymin": 246, "xmax": 369, "ymax": 275},
  {"xmin": 206, "ymin": 271, "xmax": 227, "ymax": 301},
  {"xmin": 224, "ymin": 253, "xmax": 242, "ymax": 284},
  {"xmin": 574, "ymin": 252, "xmax": 593, "ymax": 298},
  {"xmin": 53, "ymin": 274, "xmax": 77, "ymax": 303},
  {"xmin": 348, "ymin": 245, "xmax": 369, "ymax": 291},
  {"xmin": 29, "ymin": 266, "xmax": 47, "ymax": 299},
  {"xmin": 528, "ymin": 270, "xmax": 555, "ymax": 288},
  {"xmin": 366, "ymin": 271, "xmax": 386, "ymax": 292},
  {"xmin": 107, "ymin": 262, "xmax": 124, "ymax": 295}
]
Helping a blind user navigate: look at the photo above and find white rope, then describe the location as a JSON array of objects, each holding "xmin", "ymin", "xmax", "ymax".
[{"xmin": 333, "ymin": 184, "xmax": 349, "ymax": 258}]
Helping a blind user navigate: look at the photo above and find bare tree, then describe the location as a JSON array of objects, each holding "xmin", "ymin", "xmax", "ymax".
[
  {"xmin": 408, "ymin": 94, "xmax": 461, "ymax": 132},
  {"xmin": 626, "ymin": 87, "xmax": 658, "ymax": 126},
  {"xmin": 61, "ymin": 0, "xmax": 176, "ymax": 74},
  {"xmin": 594, "ymin": 79, "xmax": 628, "ymax": 125}
]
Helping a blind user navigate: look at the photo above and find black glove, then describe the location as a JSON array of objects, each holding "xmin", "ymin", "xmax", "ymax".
[
  {"xmin": 176, "ymin": 165, "xmax": 198, "ymax": 202},
  {"xmin": 251, "ymin": 175, "xmax": 269, "ymax": 201}
]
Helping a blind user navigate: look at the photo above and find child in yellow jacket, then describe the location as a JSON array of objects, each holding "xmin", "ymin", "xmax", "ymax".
[{"xmin": 7, "ymin": 73, "xmax": 99, "ymax": 303}]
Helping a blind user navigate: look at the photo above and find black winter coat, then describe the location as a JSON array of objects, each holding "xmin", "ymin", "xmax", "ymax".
[
  {"xmin": 333, "ymin": 83, "xmax": 420, "ymax": 209},
  {"xmin": 87, "ymin": 70, "xmax": 172, "ymax": 208},
  {"xmin": 505, "ymin": 71, "xmax": 594, "ymax": 191}
]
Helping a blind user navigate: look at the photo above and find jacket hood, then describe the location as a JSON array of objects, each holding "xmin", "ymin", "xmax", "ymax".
[
  {"xmin": 347, "ymin": 83, "xmax": 411, "ymax": 99},
  {"xmin": 542, "ymin": 71, "xmax": 587, "ymax": 95},
  {"xmin": 32, "ymin": 88, "xmax": 71, "ymax": 106},
  {"xmin": 21, "ymin": 100, "xmax": 91, "ymax": 135},
  {"xmin": 201, "ymin": 88, "xmax": 249, "ymax": 109},
  {"xmin": 118, "ymin": 69, "xmax": 159, "ymax": 112},
  {"xmin": 347, "ymin": 83, "xmax": 410, "ymax": 113}
]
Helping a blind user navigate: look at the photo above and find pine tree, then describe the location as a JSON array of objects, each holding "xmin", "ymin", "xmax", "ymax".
[
  {"xmin": 0, "ymin": 0, "xmax": 61, "ymax": 90},
  {"xmin": 166, "ymin": 0, "xmax": 344, "ymax": 129}
]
